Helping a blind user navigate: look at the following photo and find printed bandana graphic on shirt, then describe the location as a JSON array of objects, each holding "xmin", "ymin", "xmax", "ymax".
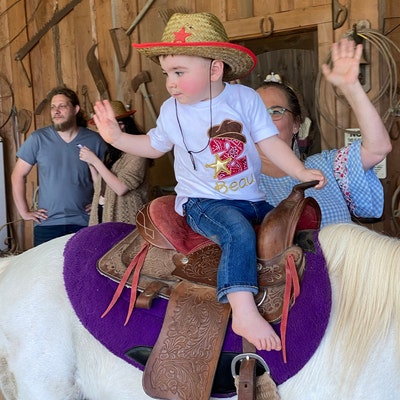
[{"xmin": 206, "ymin": 119, "xmax": 248, "ymax": 180}]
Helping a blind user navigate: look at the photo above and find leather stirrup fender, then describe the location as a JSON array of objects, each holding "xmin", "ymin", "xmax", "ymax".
[{"xmin": 256, "ymin": 181, "xmax": 321, "ymax": 363}]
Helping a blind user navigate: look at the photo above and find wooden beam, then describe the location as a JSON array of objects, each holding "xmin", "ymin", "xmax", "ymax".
[
  {"xmin": 226, "ymin": 0, "xmax": 253, "ymax": 21},
  {"xmin": 223, "ymin": 4, "xmax": 331, "ymax": 40}
]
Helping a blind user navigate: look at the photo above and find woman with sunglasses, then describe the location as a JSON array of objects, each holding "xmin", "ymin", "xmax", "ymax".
[{"xmin": 256, "ymin": 39, "xmax": 391, "ymax": 227}]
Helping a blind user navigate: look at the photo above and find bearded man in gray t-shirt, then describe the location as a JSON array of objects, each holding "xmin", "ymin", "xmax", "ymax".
[{"xmin": 12, "ymin": 86, "xmax": 106, "ymax": 247}]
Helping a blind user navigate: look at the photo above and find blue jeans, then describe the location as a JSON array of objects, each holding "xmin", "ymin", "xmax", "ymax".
[
  {"xmin": 183, "ymin": 198, "xmax": 274, "ymax": 303},
  {"xmin": 34, "ymin": 224, "xmax": 86, "ymax": 247}
]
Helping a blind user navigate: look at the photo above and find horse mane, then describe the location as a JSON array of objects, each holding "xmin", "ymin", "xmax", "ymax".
[{"xmin": 318, "ymin": 223, "xmax": 400, "ymax": 382}]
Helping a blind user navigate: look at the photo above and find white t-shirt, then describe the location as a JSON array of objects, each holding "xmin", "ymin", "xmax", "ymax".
[{"xmin": 149, "ymin": 83, "xmax": 278, "ymax": 215}]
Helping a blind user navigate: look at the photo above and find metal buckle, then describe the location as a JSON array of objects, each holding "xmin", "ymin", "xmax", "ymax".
[
  {"xmin": 231, "ymin": 353, "xmax": 270, "ymax": 378},
  {"xmin": 256, "ymin": 289, "xmax": 267, "ymax": 307}
]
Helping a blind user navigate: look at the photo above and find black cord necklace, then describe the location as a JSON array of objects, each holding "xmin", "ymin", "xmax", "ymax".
[{"xmin": 175, "ymin": 60, "xmax": 213, "ymax": 170}]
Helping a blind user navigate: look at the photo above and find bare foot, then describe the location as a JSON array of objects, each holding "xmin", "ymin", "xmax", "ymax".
[{"xmin": 228, "ymin": 291, "xmax": 281, "ymax": 351}]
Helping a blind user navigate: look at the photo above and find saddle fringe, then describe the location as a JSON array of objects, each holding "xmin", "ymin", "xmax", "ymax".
[
  {"xmin": 101, "ymin": 241, "xmax": 150, "ymax": 325},
  {"xmin": 280, "ymin": 254, "xmax": 300, "ymax": 363}
]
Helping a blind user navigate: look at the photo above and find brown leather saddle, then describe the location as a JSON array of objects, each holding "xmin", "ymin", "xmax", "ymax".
[{"xmin": 97, "ymin": 181, "xmax": 321, "ymax": 400}]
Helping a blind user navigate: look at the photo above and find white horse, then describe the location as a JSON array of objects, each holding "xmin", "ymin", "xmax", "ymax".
[{"xmin": 0, "ymin": 223, "xmax": 399, "ymax": 400}]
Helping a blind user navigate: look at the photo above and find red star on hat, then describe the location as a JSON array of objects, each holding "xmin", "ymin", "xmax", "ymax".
[{"xmin": 173, "ymin": 27, "xmax": 192, "ymax": 43}]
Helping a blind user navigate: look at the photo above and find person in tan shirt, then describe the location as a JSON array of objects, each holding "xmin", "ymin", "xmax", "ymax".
[{"xmin": 80, "ymin": 101, "xmax": 149, "ymax": 225}]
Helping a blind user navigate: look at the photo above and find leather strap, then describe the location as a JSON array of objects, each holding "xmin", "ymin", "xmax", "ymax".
[
  {"xmin": 142, "ymin": 280, "xmax": 231, "ymax": 400},
  {"xmin": 234, "ymin": 339, "xmax": 281, "ymax": 400},
  {"xmin": 237, "ymin": 358, "xmax": 256, "ymax": 400},
  {"xmin": 101, "ymin": 241, "xmax": 149, "ymax": 325},
  {"xmin": 238, "ymin": 339, "xmax": 257, "ymax": 400},
  {"xmin": 280, "ymin": 253, "xmax": 301, "ymax": 363},
  {"xmin": 135, "ymin": 280, "xmax": 169, "ymax": 309},
  {"xmin": 234, "ymin": 358, "xmax": 281, "ymax": 400}
]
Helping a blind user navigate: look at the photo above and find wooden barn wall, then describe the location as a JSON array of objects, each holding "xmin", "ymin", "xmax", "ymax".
[{"xmin": 0, "ymin": 0, "xmax": 399, "ymax": 250}]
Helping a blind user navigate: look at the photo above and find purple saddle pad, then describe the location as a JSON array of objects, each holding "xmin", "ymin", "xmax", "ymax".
[{"xmin": 63, "ymin": 222, "xmax": 331, "ymax": 393}]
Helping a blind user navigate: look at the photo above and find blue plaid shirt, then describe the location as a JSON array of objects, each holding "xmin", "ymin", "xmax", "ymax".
[{"xmin": 259, "ymin": 140, "xmax": 383, "ymax": 227}]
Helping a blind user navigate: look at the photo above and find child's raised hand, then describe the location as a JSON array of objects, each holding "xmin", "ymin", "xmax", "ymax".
[{"xmin": 93, "ymin": 100, "xmax": 122, "ymax": 145}]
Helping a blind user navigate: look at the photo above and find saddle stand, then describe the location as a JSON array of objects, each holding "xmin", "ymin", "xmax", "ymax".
[{"xmin": 97, "ymin": 181, "xmax": 321, "ymax": 400}]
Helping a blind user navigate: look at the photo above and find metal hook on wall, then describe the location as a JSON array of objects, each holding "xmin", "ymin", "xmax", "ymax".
[
  {"xmin": 259, "ymin": 16, "xmax": 274, "ymax": 37},
  {"xmin": 332, "ymin": 0, "xmax": 348, "ymax": 29}
]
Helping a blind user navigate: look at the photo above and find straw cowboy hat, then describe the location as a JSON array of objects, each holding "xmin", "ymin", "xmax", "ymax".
[
  {"xmin": 109, "ymin": 101, "xmax": 136, "ymax": 119},
  {"xmin": 88, "ymin": 101, "xmax": 135, "ymax": 127},
  {"xmin": 133, "ymin": 12, "xmax": 257, "ymax": 81}
]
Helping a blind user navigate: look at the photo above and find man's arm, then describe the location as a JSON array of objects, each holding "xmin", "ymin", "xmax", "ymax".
[{"xmin": 11, "ymin": 159, "xmax": 48, "ymax": 222}]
